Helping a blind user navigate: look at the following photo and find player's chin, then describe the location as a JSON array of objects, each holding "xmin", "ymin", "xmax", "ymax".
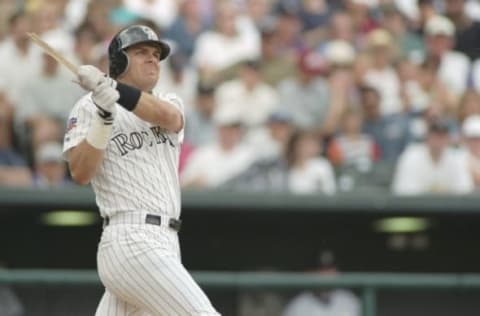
[{"xmin": 145, "ymin": 70, "xmax": 159, "ymax": 81}]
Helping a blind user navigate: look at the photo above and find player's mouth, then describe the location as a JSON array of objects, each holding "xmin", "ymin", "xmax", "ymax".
[{"xmin": 145, "ymin": 68, "xmax": 158, "ymax": 76}]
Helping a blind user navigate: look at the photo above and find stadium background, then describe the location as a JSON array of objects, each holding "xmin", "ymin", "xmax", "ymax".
[{"xmin": 1, "ymin": 0, "xmax": 480, "ymax": 315}]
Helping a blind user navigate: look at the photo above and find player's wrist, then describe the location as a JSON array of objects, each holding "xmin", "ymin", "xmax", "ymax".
[
  {"xmin": 94, "ymin": 103, "xmax": 114, "ymax": 122},
  {"xmin": 86, "ymin": 113, "xmax": 113, "ymax": 150},
  {"xmin": 115, "ymin": 82, "xmax": 141, "ymax": 111}
]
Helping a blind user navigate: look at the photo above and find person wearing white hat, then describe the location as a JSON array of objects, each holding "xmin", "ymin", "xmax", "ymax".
[
  {"xmin": 214, "ymin": 59, "xmax": 279, "ymax": 128},
  {"xmin": 392, "ymin": 118, "xmax": 473, "ymax": 195},
  {"xmin": 181, "ymin": 106, "xmax": 255, "ymax": 188},
  {"xmin": 363, "ymin": 28, "xmax": 404, "ymax": 115},
  {"xmin": 32, "ymin": 141, "xmax": 71, "ymax": 187},
  {"xmin": 423, "ymin": 15, "xmax": 470, "ymax": 98},
  {"xmin": 324, "ymin": 40, "xmax": 356, "ymax": 67}
]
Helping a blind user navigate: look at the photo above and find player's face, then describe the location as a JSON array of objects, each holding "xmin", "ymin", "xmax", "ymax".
[{"xmin": 121, "ymin": 43, "xmax": 161, "ymax": 91}]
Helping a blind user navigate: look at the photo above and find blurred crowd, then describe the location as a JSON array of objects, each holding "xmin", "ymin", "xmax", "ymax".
[{"xmin": 1, "ymin": 0, "xmax": 480, "ymax": 195}]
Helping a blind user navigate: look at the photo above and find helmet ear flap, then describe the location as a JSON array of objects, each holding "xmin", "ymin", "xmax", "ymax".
[{"xmin": 109, "ymin": 49, "xmax": 128, "ymax": 79}]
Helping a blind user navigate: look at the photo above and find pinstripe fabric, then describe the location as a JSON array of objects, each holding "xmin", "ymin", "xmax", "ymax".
[
  {"xmin": 64, "ymin": 91, "xmax": 220, "ymax": 316},
  {"xmin": 63, "ymin": 90, "xmax": 184, "ymax": 219},
  {"xmin": 96, "ymin": 223, "xmax": 219, "ymax": 315}
]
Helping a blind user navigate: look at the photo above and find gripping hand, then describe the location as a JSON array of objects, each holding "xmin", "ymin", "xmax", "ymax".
[
  {"xmin": 92, "ymin": 81, "xmax": 119, "ymax": 124},
  {"xmin": 78, "ymin": 65, "xmax": 105, "ymax": 91}
]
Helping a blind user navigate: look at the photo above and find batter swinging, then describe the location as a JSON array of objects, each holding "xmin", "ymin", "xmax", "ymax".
[{"xmin": 63, "ymin": 25, "xmax": 220, "ymax": 316}]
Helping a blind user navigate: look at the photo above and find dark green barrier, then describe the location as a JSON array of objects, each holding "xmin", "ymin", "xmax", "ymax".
[{"xmin": 1, "ymin": 270, "xmax": 480, "ymax": 316}]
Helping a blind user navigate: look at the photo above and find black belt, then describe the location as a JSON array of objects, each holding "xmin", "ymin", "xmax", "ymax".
[{"xmin": 103, "ymin": 214, "xmax": 182, "ymax": 232}]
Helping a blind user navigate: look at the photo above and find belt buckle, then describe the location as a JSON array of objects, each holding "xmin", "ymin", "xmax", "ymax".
[{"xmin": 145, "ymin": 214, "xmax": 161, "ymax": 226}]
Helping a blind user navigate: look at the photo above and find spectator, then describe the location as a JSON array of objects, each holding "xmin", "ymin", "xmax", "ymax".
[
  {"xmin": 32, "ymin": 141, "xmax": 71, "ymax": 188},
  {"xmin": 29, "ymin": 0, "xmax": 75, "ymax": 53},
  {"xmin": 223, "ymin": 154, "xmax": 290, "ymax": 193},
  {"xmin": 166, "ymin": 0, "xmax": 209, "ymax": 59},
  {"xmin": 277, "ymin": 49, "xmax": 330, "ymax": 130},
  {"xmin": 214, "ymin": 59, "xmax": 279, "ymax": 128},
  {"xmin": 327, "ymin": 108, "xmax": 380, "ymax": 168},
  {"xmin": 272, "ymin": 5, "xmax": 307, "ymax": 62},
  {"xmin": 459, "ymin": 115, "xmax": 480, "ymax": 190},
  {"xmin": 423, "ymin": 14, "xmax": 470, "ymax": 98},
  {"xmin": 392, "ymin": 118, "xmax": 472, "ymax": 195},
  {"xmin": 223, "ymin": 111, "xmax": 294, "ymax": 193},
  {"xmin": 0, "ymin": 0, "xmax": 16, "ymax": 40},
  {"xmin": 245, "ymin": 0, "xmax": 275, "ymax": 30},
  {"xmin": 0, "ymin": 88, "xmax": 31, "ymax": 187},
  {"xmin": 403, "ymin": 58, "xmax": 457, "ymax": 114},
  {"xmin": 156, "ymin": 50, "xmax": 198, "ymax": 108},
  {"xmin": 0, "ymin": 10, "xmax": 41, "ymax": 106},
  {"xmin": 238, "ymin": 290, "xmax": 284, "ymax": 316},
  {"xmin": 296, "ymin": 0, "xmax": 332, "ymax": 48},
  {"xmin": 327, "ymin": 107, "xmax": 381, "ymax": 192},
  {"xmin": 287, "ymin": 129, "xmax": 336, "ymax": 195},
  {"xmin": 360, "ymin": 86, "xmax": 410, "ymax": 162},
  {"xmin": 322, "ymin": 45, "xmax": 358, "ymax": 137},
  {"xmin": 15, "ymin": 31, "xmax": 84, "ymax": 153},
  {"xmin": 379, "ymin": 3, "xmax": 425, "ymax": 62},
  {"xmin": 83, "ymin": 1, "xmax": 116, "ymax": 42},
  {"xmin": 226, "ymin": 126, "xmax": 332, "ymax": 194},
  {"xmin": 122, "ymin": 0, "xmax": 178, "ymax": 30},
  {"xmin": 181, "ymin": 108, "xmax": 255, "ymax": 189},
  {"xmin": 323, "ymin": 40, "xmax": 356, "ymax": 69},
  {"xmin": 282, "ymin": 250, "xmax": 361, "ymax": 316},
  {"xmin": 327, "ymin": 11, "xmax": 358, "ymax": 47},
  {"xmin": 257, "ymin": 22, "xmax": 297, "ymax": 87},
  {"xmin": 416, "ymin": 0, "xmax": 437, "ymax": 35},
  {"xmin": 444, "ymin": 0, "xmax": 480, "ymax": 61},
  {"xmin": 0, "ymin": 279, "xmax": 24, "ymax": 316},
  {"xmin": 344, "ymin": 0, "xmax": 379, "ymax": 36},
  {"xmin": 246, "ymin": 110, "xmax": 295, "ymax": 161},
  {"xmin": 192, "ymin": 1, "xmax": 260, "ymax": 84},
  {"xmin": 72, "ymin": 22, "xmax": 101, "ymax": 66},
  {"xmin": 457, "ymin": 90, "xmax": 480, "ymax": 124},
  {"xmin": 362, "ymin": 28, "xmax": 404, "ymax": 114},
  {"xmin": 185, "ymin": 83, "xmax": 218, "ymax": 147}
]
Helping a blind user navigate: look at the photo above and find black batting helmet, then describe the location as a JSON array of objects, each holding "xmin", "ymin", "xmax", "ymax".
[{"xmin": 108, "ymin": 25, "xmax": 170, "ymax": 78}]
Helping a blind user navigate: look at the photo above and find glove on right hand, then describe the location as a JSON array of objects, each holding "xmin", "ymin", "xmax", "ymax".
[
  {"xmin": 92, "ymin": 81, "xmax": 120, "ymax": 124},
  {"xmin": 77, "ymin": 65, "xmax": 105, "ymax": 91}
]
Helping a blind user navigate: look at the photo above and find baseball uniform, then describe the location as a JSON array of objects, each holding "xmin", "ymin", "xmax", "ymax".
[{"xmin": 63, "ymin": 90, "xmax": 220, "ymax": 316}]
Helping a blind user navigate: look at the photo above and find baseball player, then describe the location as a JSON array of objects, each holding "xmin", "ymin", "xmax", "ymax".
[{"xmin": 63, "ymin": 25, "xmax": 220, "ymax": 316}]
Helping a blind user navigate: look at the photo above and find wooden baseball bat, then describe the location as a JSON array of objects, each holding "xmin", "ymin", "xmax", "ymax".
[{"xmin": 27, "ymin": 32, "xmax": 78, "ymax": 75}]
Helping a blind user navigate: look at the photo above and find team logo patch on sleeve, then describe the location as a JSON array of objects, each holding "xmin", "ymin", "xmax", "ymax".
[{"xmin": 66, "ymin": 117, "xmax": 77, "ymax": 133}]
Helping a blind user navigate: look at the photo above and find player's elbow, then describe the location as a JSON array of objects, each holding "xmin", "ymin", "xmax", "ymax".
[
  {"xmin": 69, "ymin": 163, "xmax": 93, "ymax": 186},
  {"xmin": 70, "ymin": 170, "xmax": 91, "ymax": 186},
  {"xmin": 156, "ymin": 108, "xmax": 183, "ymax": 133},
  {"xmin": 167, "ymin": 110, "xmax": 183, "ymax": 133}
]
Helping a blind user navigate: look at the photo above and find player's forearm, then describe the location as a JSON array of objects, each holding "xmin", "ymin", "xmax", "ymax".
[
  {"xmin": 67, "ymin": 141, "xmax": 105, "ymax": 185},
  {"xmin": 132, "ymin": 93, "xmax": 183, "ymax": 132},
  {"xmin": 112, "ymin": 81, "xmax": 183, "ymax": 132}
]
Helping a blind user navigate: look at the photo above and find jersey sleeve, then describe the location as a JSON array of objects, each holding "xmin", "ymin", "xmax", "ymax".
[
  {"xmin": 163, "ymin": 92, "xmax": 185, "ymax": 144},
  {"xmin": 62, "ymin": 95, "xmax": 95, "ymax": 160}
]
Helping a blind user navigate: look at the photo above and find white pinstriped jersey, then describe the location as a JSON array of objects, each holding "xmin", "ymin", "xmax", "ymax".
[{"xmin": 63, "ymin": 90, "xmax": 185, "ymax": 219}]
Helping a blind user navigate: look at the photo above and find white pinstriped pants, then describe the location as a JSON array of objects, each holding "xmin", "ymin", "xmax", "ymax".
[{"xmin": 95, "ymin": 213, "xmax": 220, "ymax": 316}]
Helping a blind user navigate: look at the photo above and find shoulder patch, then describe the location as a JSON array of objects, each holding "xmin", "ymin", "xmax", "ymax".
[{"xmin": 66, "ymin": 117, "xmax": 77, "ymax": 133}]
